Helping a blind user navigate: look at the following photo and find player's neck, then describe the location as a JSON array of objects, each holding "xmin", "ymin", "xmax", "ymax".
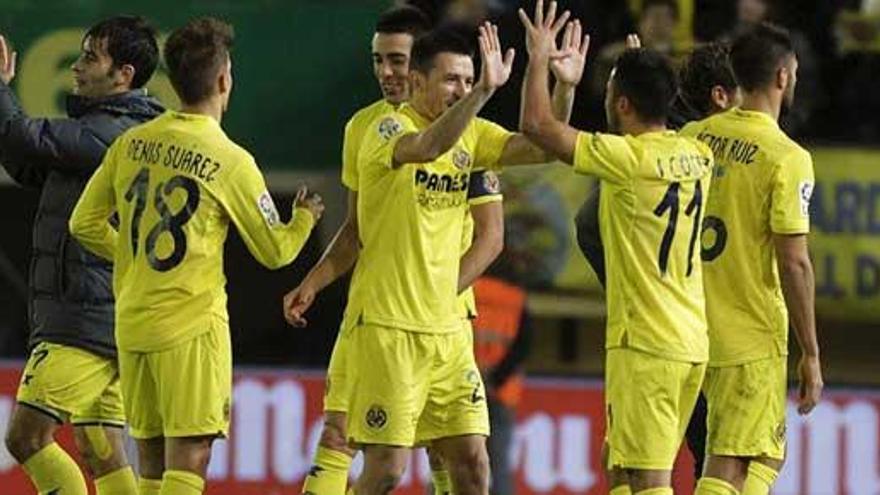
[
  {"xmin": 739, "ymin": 92, "xmax": 781, "ymax": 122},
  {"xmin": 180, "ymin": 99, "xmax": 224, "ymax": 124},
  {"xmin": 623, "ymin": 120, "xmax": 666, "ymax": 136}
]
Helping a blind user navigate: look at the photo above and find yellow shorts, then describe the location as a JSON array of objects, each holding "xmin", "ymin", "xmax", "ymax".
[
  {"xmin": 703, "ymin": 356, "xmax": 787, "ymax": 460},
  {"xmin": 324, "ymin": 322, "xmax": 352, "ymax": 413},
  {"xmin": 16, "ymin": 342, "xmax": 125, "ymax": 426},
  {"xmin": 118, "ymin": 327, "xmax": 232, "ymax": 439},
  {"xmin": 346, "ymin": 322, "xmax": 489, "ymax": 447},
  {"xmin": 605, "ymin": 348, "xmax": 706, "ymax": 470}
]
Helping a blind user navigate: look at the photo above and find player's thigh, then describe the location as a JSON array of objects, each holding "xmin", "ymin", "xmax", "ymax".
[
  {"xmin": 346, "ymin": 324, "xmax": 429, "ymax": 447},
  {"xmin": 604, "ymin": 348, "xmax": 697, "ymax": 471},
  {"xmin": 702, "ymin": 356, "xmax": 787, "ymax": 460},
  {"xmin": 16, "ymin": 342, "xmax": 119, "ymax": 425},
  {"xmin": 118, "ymin": 348, "xmax": 162, "ymax": 441},
  {"xmin": 415, "ymin": 327, "xmax": 489, "ymax": 445},
  {"xmin": 325, "ymin": 321, "xmax": 355, "ymax": 414},
  {"xmin": 154, "ymin": 327, "xmax": 233, "ymax": 439},
  {"xmin": 431, "ymin": 434, "xmax": 488, "ymax": 475}
]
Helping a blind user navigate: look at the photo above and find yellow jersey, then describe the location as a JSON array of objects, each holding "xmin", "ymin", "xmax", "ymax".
[
  {"xmin": 345, "ymin": 104, "xmax": 511, "ymax": 333},
  {"xmin": 70, "ymin": 110, "xmax": 316, "ymax": 352},
  {"xmin": 681, "ymin": 108, "xmax": 814, "ymax": 365},
  {"xmin": 574, "ymin": 130, "xmax": 713, "ymax": 362}
]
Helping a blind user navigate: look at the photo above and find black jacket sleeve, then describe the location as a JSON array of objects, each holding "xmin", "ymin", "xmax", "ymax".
[
  {"xmin": 487, "ymin": 307, "xmax": 533, "ymax": 390},
  {"xmin": 0, "ymin": 82, "xmax": 108, "ymax": 187}
]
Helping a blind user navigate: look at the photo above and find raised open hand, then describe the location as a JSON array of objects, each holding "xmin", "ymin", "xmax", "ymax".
[
  {"xmin": 477, "ymin": 21, "xmax": 515, "ymax": 91},
  {"xmin": 550, "ymin": 20, "xmax": 591, "ymax": 86},
  {"xmin": 0, "ymin": 35, "xmax": 18, "ymax": 85},
  {"xmin": 518, "ymin": 0, "xmax": 571, "ymax": 59}
]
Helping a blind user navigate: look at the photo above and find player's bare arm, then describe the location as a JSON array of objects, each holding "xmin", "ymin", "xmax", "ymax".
[
  {"xmin": 284, "ymin": 189, "xmax": 358, "ymax": 327},
  {"xmin": 774, "ymin": 233, "xmax": 823, "ymax": 415},
  {"xmin": 458, "ymin": 200, "xmax": 504, "ymax": 293},
  {"xmin": 518, "ymin": 0, "xmax": 583, "ymax": 165},
  {"xmin": 392, "ymin": 22, "xmax": 514, "ymax": 168}
]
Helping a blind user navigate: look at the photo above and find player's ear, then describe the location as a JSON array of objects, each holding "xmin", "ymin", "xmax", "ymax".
[
  {"xmin": 776, "ymin": 64, "xmax": 789, "ymax": 92},
  {"xmin": 113, "ymin": 64, "xmax": 136, "ymax": 91},
  {"xmin": 711, "ymin": 85, "xmax": 729, "ymax": 111},
  {"xmin": 409, "ymin": 70, "xmax": 424, "ymax": 93},
  {"xmin": 616, "ymin": 94, "xmax": 630, "ymax": 116}
]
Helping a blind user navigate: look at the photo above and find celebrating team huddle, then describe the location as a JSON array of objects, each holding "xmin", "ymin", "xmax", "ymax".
[{"xmin": 1, "ymin": 2, "xmax": 821, "ymax": 495}]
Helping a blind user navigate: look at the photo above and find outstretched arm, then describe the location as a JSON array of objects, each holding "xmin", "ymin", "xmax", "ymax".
[
  {"xmin": 518, "ymin": 0, "xmax": 585, "ymax": 165},
  {"xmin": 392, "ymin": 22, "xmax": 515, "ymax": 167},
  {"xmin": 283, "ymin": 190, "xmax": 359, "ymax": 327}
]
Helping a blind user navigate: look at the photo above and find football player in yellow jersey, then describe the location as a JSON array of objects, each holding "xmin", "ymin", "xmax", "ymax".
[
  {"xmin": 680, "ymin": 23, "xmax": 823, "ymax": 495},
  {"xmin": 519, "ymin": 2, "xmax": 714, "ymax": 494},
  {"xmin": 284, "ymin": 8, "xmax": 469, "ymax": 495},
  {"xmin": 283, "ymin": 15, "xmax": 585, "ymax": 495},
  {"xmin": 70, "ymin": 18, "xmax": 323, "ymax": 495}
]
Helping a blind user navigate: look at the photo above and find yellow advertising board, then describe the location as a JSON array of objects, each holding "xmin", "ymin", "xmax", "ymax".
[{"xmin": 501, "ymin": 148, "xmax": 880, "ymax": 322}]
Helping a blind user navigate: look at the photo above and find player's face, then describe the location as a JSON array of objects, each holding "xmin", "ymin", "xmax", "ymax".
[
  {"xmin": 71, "ymin": 36, "xmax": 125, "ymax": 98},
  {"xmin": 372, "ymin": 33, "xmax": 414, "ymax": 105},
  {"xmin": 417, "ymin": 52, "xmax": 474, "ymax": 120},
  {"xmin": 781, "ymin": 54, "xmax": 798, "ymax": 112}
]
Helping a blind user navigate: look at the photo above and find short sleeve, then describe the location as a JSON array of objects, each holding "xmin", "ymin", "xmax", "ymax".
[
  {"xmin": 473, "ymin": 118, "xmax": 515, "ymax": 171},
  {"xmin": 572, "ymin": 132, "xmax": 635, "ymax": 183},
  {"xmin": 341, "ymin": 118, "xmax": 359, "ymax": 190},
  {"xmin": 358, "ymin": 112, "xmax": 419, "ymax": 171},
  {"xmin": 467, "ymin": 169, "xmax": 503, "ymax": 206},
  {"xmin": 770, "ymin": 147, "xmax": 814, "ymax": 234}
]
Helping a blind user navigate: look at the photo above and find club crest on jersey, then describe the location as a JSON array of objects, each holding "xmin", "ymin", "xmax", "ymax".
[
  {"xmin": 378, "ymin": 117, "xmax": 404, "ymax": 141},
  {"xmin": 798, "ymin": 181, "xmax": 814, "ymax": 217},
  {"xmin": 452, "ymin": 148, "xmax": 472, "ymax": 169},
  {"xmin": 365, "ymin": 405, "xmax": 388, "ymax": 429},
  {"xmin": 257, "ymin": 191, "xmax": 280, "ymax": 227},
  {"xmin": 482, "ymin": 171, "xmax": 500, "ymax": 194}
]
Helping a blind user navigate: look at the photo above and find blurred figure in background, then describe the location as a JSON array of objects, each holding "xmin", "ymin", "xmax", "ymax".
[
  {"xmin": 472, "ymin": 262, "xmax": 533, "ymax": 495},
  {"xmin": 721, "ymin": 0, "xmax": 821, "ymax": 136},
  {"xmin": 590, "ymin": 0, "xmax": 686, "ymax": 103}
]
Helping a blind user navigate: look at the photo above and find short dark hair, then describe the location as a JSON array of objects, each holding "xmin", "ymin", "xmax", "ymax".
[
  {"xmin": 679, "ymin": 42, "xmax": 738, "ymax": 116},
  {"xmin": 612, "ymin": 48, "xmax": 678, "ymax": 124},
  {"xmin": 410, "ymin": 26, "xmax": 473, "ymax": 73},
  {"xmin": 164, "ymin": 17, "xmax": 234, "ymax": 105},
  {"xmin": 376, "ymin": 6, "xmax": 431, "ymax": 37},
  {"xmin": 641, "ymin": 0, "xmax": 679, "ymax": 20},
  {"xmin": 84, "ymin": 15, "xmax": 159, "ymax": 89},
  {"xmin": 730, "ymin": 22, "xmax": 794, "ymax": 92}
]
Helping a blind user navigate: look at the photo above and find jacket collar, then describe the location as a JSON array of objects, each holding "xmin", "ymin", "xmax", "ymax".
[{"xmin": 66, "ymin": 88, "xmax": 164, "ymax": 119}]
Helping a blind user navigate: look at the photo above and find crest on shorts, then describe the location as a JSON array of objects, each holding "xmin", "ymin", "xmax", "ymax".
[
  {"xmin": 775, "ymin": 421, "xmax": 787, "ymax": 443},
  {"xmin": 452, "ymin": 148, "xmax": 472, "ymax": 169},
  {"xmin": 378, "ymin": 117, "xmax": 404, "ymax": 141},
  {"xmin": 366, "ymin": 405, "xmax": 388, "ymax": 429},
  {"xmin": 482, "ymin": 171, "xmax": 500, "ymax": 194},
  {"xmin": 798, "ymin": 181, "xmax": 814, "ymax": 217}
]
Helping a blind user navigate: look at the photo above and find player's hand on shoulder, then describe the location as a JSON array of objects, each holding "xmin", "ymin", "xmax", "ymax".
[
  {"xmin": 283, "ymin": 283, "xmax": 316, "ymax": 328},
  {"xmin": 294, "ymin": 185, "xmax": 325, "ymax": 222},
  {"xmin": 0, "ymin": 35, "xmax": 18, "ymax": 85},
  {"xmin": 797, "ymin": 354, "xmax": 823, "ymax": 415}
]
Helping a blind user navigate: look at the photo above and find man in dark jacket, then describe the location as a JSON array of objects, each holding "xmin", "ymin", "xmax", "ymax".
[{"xmin": 0, "ymin": 16, "xmax": 163, "ymax": 495}]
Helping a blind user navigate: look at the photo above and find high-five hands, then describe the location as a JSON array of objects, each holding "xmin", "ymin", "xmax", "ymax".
[{"xmin": 476, "ymin": 21, "xmax": 516, "ymax": 92}]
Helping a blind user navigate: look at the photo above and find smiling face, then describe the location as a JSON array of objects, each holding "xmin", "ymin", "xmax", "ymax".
[
  {"xmin": 410, "ymin": 52, "xmax": 474, "ymax": 120},
  {"xmin": 372, "ymin": 32, "xmax": 415, "ymax": 105}
]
